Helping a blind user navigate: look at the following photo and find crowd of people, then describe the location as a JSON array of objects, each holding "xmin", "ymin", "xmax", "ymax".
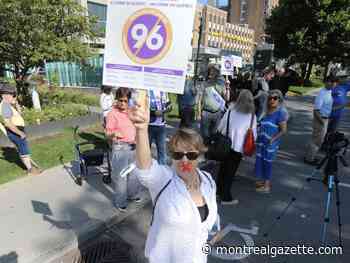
[
  {"xmin": 96, "ymin": 64, "xmax": 291, "ymax": 262},
  {"xmin": 1, "ymin": 64, "xmax": 348, "ymax": 262},
  {"xmin": 98, "ymin": 64, "xmax": 349, "ymax": 262}
]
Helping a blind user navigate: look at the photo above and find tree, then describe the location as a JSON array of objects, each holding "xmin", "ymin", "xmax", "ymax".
[
  {"xmin": 0, "ymin": 0, "xmax": 97, "ymax": 104},
  {"xmin": 266, "ymin": 0, "xmax": 350, "ymax": 81}
]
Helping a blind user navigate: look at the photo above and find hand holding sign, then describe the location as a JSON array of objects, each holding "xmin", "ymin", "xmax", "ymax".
[{"xmin": 128, "ymin": 89, "xmax": 149, "ymax": 131}]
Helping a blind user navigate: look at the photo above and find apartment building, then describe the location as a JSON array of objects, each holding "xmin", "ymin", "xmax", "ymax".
[
  {"xmin": 228, "ymin": 0, "xmax": 279, "ymax": 44},
  {"xmin": 193, "ymin": 4, "xmax": 255, "ymax": 63}
]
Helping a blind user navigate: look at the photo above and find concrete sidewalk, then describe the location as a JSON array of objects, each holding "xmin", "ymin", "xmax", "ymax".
[{"xmin": 0, "ymin": 162, "xmax": 150, "ymax": 263}]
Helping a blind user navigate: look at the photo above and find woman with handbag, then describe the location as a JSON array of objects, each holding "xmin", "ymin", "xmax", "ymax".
[
  {"xmin": 255, "ymin": 89, "xmax": 288, "ymax": 194},
  {"xmin": 216, "ymin": 90, "xmax": 257, "ymax": 205}
]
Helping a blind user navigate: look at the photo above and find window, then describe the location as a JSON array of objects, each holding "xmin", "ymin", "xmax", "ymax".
[{"xmin": 88, "ymin": 1, "xmax": 107, "ymax": 37}]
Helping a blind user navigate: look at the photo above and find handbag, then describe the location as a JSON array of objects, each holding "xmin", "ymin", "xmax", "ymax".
[
  {"xmin": 206, "ymin": 110, "xmax": 232, "ymax": 161},
  {"xmin": 243, "ymin": 113, "xmax": 256, "ymax": 156}
]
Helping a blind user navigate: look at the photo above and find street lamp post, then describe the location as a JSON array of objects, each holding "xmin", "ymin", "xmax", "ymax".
[{"xmin": 193, "ymin": 14, "xmax": 204, "ymax": 90}]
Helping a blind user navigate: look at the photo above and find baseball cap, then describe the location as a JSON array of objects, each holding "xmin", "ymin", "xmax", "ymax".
[{"xmin": 0, "ymin": 83, "xmax": 16, "ymax": 95}]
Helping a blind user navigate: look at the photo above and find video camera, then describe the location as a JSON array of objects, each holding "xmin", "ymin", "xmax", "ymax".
[{"xmin": 323, "ymin": 132, "xmax": 349, "ymax": 156}]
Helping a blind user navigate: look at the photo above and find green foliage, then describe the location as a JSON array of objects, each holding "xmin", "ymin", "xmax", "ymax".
[
  {"xmin": 38, "ymin": 86, "xmax": 99, "ymax": 106},
  {"xmin": 266, "ymin": 0, "xmax": 350, "ymax": 70},
  {"xmin": 0, "ymin": 0, "xmax": 97, "ymax": 98},
  {"xmin": 0, "ymin": 125, "xmax": 102, "ymax": 184},
  {"xmin": 23, "ymin": 103, "xmax": 89, "ymax": 125}
]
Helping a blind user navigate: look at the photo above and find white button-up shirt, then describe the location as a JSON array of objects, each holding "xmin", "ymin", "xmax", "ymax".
[
  {"xmin": 314, "ymin": 87, "xmax": 333, "ymax": 118},
  {"xmin": 135, "ymin": 161, "xmax": 218, "ymax": 263}
]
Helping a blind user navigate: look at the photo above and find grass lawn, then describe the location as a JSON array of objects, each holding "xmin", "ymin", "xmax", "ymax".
[
  {"xmin": 288, "ymin": 79, "xmax": 324, "ymax": 95},
  {"xmin": 0, "ymin": 124, "xmax": 104, "ymax": 185}
]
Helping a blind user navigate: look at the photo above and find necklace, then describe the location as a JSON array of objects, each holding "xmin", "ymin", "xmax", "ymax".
[{"xmin": 185, "ymin": 173, "xmax": 200, "ymax": 192}]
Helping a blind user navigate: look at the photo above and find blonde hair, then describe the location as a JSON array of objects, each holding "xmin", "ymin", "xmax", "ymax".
[
  {"xmin": 168, "ymin": 128, "xmax": 207, "ymax": 153},
  {"xmin": 234, "ymin": 89, "xmax": 255, "ymax": 114}
]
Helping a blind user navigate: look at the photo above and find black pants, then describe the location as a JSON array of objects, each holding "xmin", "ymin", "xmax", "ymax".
[
  {"xmin": 216, "ymin": 150, "xmax": 242, "ymax": 201},
  {"xmin": 179, "ymin": 106, "xmax": 196, "ymax": 128}
]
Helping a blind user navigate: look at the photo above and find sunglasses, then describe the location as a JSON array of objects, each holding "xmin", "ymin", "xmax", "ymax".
[
  {"xmin": 171, "ymin": 151, "xmax": 200, "ymax": 161},
  {"xmin": 268, "ymin": 96, "xmax": 279, "ymax": 101}
]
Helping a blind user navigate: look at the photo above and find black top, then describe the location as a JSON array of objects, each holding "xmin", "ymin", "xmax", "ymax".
[{"xmin": 197, "ymin": 204, "xmax": 209, "ymax": 222}]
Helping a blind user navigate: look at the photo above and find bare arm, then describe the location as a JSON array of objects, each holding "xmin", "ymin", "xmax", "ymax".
[
  {"xmin": 3, "ymin": 120, "xmax": 26, "ymax": 138},
  {"xmin": 270, "ymin": 121, "xmax": 287, "ymax": 144},
  {"xmin": 128, "ymin": 94, "xmax": 151, "ymax": 170}
]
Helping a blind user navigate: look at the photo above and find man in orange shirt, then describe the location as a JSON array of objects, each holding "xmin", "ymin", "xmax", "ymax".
[{"xmin": 106, "ymin": 87, "xmax": 142, "ymax": 212}]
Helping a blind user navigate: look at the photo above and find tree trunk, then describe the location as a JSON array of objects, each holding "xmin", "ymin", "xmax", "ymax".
[
  {"xmin": 305, "ymin": 63, "xmax": 313, "ymax": 81},
  {"xmin": 14, "ymin": 67, "xmax": 32, "ymax": 107},
  {"xmin": 323, "ymin": 61, "xmax": 330, "ymax": 81},
  {"xmin": 301, "ymin": 63, "xmax": 307, "ymax": 81}
]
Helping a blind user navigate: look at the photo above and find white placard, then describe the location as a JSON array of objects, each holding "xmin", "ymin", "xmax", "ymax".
[
  {"xmin": 232, "ymin": 55, "xmax": 243, "ymax": 68},
  {"xmin": 221, "ymin": 56, "xmax": 234, "ymax": 76},
  {"xmin": 186, "ymin": 61, "xmax": 194, "ymax": 76},
  {"xmin": 103, "ymin": 0, "xmax": 196, "ymax": 94}
]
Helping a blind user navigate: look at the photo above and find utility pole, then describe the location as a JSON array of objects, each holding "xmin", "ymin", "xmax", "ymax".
[{"xmin": 193, "ymin": 14, "xmax": 204, "ymax": 90}]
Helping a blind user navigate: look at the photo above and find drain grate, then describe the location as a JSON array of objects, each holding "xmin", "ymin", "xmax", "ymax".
[{"xmin": 57, "ymin": 238, "xmax": 133, "ymax": 263}]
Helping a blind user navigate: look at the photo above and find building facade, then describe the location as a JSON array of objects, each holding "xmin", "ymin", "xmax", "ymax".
[
  {"xmin": 193, "ymin": 4, "xmax": 255, "ymax": 63},
  {"xmin": 228, "ymin": 0, "xmax": 279, "ymax": 44},
  {"xmin": 80, "ymin": 0, "xmax": 254, "ymax": 63}
]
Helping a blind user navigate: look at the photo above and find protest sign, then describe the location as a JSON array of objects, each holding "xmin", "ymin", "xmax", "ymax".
[
  {"xmin": 221, "ymin": 56, "xmax": 234, "ymax": 76},
  {"xmin": 103, "ymin": 0, "xmax": 196, "ymax": 94},
  {"xmin": 232, "ymin": 55, "xmax": 243, "ymax": 68}
]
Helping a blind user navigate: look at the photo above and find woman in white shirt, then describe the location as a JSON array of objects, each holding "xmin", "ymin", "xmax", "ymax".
[
  {"xmin": 128, "ymin": 100, "xmax": 218, "ymax": 263},
  {"xmin": 100, "ymin": 85, "xmax": 114, "ymax": 127},
  {"xmin": 216, "ymin": 90, "xmax": 257, "ymax": 205}
]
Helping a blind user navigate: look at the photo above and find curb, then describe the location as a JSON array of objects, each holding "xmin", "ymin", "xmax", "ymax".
[{"xmin": 33, "ymin": 194, "xmax": 151, "ymax": 263}]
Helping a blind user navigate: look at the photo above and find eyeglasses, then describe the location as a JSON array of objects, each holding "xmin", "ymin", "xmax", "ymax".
[
  {"xmin": 268, "ymin": 96, "xmax": 279, "ymax": 101},
  {"xmin": 171, "ymin": 151, "xmax": 200, "ymax": 161}
]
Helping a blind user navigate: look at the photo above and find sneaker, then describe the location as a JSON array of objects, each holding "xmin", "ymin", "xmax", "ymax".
[
  {"xmin": 256, "ymin": 186, "xmax": 271, "ymax": 194},
  {"xmin": 221, "ymin": 199, "xmax": 239, "ymax": 205},
  {"xmin": 117, "ymin": 206, "xmax": 127, "ymax": 212}
]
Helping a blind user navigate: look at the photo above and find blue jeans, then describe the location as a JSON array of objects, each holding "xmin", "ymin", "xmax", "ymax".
[
  {"xmin": 7, "ymin": 129, "xmax": 30, "ymax": 156},
  {"xmin": 255, "ymin": 156, "xmax": 272, "ymax": 180},
  {"xmin": 148, "ymin": 125, "xmax": 167, "ymax": 165},
  {"xmin": 111, "ymin": 143, "xmax": 141, "ymax": 208},
  {"xmin": 200, "ymin": 110, "xmax": 222, "ymax": 143}
]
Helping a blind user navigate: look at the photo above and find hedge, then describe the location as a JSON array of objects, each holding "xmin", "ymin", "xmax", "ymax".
[{"xmin": 23, "ymin": 104, "xmax": 89, "ymax": 125}]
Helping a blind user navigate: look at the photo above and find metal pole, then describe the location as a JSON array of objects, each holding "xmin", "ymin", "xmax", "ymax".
[{"xmin": 193, "ymin": 14, "xmax": 203, "ymax": 90}]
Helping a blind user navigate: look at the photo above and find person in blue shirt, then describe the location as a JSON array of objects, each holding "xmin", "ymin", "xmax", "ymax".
[
  {"xmin": 178, "ymin": 77, "xmax": 198, "ymax": 128},
  {"xmin": 148, "ymin": 89, "xmax": 172, "ymax": 165},
  {"xmin": 304, "ymin": 76, "xmax": 338, "ymax": 165},
  {"xmin": 327, "ymin": 79, "xmax": 350, "ymax": 133}
]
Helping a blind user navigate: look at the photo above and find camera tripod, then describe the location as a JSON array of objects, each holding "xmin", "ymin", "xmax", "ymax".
[{"xmin": 263, "ymin": 151, "xmax": 348, "ymax": 247}]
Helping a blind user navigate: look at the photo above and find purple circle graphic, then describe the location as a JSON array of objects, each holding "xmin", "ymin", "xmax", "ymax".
[
  {"xmin": 225, "ymin": 60, "xmax": 232, "ymax": 69},
  {"xmin": 127, "ymin": 14, "xmax": 167, "ymax": 60}
]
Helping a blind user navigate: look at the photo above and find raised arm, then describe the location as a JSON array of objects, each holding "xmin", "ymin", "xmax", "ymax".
[{"xmin": 128, "ymin": 92, "xmax": 151, "ymax": 170}]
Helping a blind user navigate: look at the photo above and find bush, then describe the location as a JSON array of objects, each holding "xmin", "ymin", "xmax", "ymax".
[
  {"xmin": 38, "ymin": 86, "xmax": 99, "ymax": 107},
  {"xmin": 23, "ymin": 104, "xmax": 89, "ymax": 125}
]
